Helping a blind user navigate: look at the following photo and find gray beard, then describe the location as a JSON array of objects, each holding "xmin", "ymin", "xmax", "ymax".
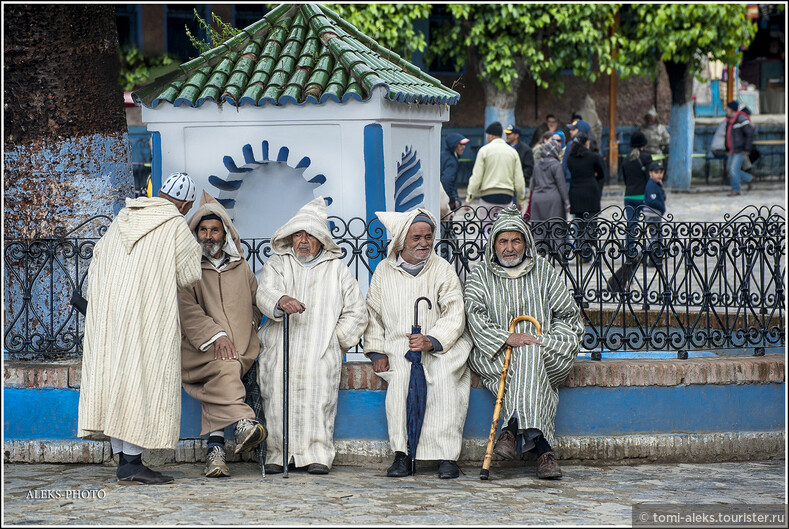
[
  {"xmin": 296, "ymin": 251, "xmax": 319, "ymax": 264},
  {"xmin": 498, "ymin": 252, "xmax": 525, "ymax": 268},
  {"xmin": 200, "ymin": 240, "xmax": 222, "ymax": 259}
]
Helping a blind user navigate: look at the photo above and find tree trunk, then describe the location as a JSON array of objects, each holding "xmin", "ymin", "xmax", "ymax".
[
  {"xmin": 473, "ymin": 52, "xmax": 527, "ymax": 141},
  {"xmin": 4, "ymin": 4, "xmax": 133, "ymax": 238},
  {"xmin": 664, "ymin": 60, "xmax": 695, "ymax": 190},
  {"xmin": 3, "ymin": 5, "xmax": 133, "ymax": 358}
]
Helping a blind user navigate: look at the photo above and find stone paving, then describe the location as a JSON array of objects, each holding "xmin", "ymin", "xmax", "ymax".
[{"xmin": 2, "ymin": 460, "xmax": 786, "ymax": 525}]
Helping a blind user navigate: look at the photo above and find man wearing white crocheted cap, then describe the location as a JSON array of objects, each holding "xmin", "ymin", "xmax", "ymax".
[
  {"xmin": 256, "ymin": 197, "xmax": 368, "ymax": 475},
  {"xmin": 78, "ymin": 171, "xmax": 201, "ymax": 485}
]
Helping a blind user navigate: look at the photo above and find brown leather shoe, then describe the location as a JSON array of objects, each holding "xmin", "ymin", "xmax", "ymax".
[
  {"xmin": 493, "ymin": 429, "xmax": 517, "ymax": 460},
  {"xmin": 536, "ymin": 451, "xmax": 562, "ymax": 479}
]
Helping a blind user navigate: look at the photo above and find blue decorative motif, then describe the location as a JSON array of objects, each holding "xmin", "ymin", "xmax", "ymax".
[
  {"xmin": 207, "ymin": 141, "xmax": 332, "ymax": 238},
  {"xmin": 207, "ymin": 140, "xmax": 331, "ymax": 221},
  {"xmin": 394, "ymin": 146, "xmax": 424, "ymax": 212}
]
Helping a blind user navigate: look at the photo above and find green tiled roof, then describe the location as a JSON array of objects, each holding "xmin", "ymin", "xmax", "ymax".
[{"xmin": 132, "ymin": 3, "xmax": 460, "ymax": 109}]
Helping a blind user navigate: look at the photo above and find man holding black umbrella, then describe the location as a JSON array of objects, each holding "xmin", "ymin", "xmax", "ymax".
[{"xmin": 364, "ymin": 209, "xmax": 473, "ymax": 479}]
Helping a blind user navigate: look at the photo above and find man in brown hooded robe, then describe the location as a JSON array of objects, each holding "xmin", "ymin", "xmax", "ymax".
[{"xmin": 179, "ymin": 191, "xmax": 266, "ymax": 478}]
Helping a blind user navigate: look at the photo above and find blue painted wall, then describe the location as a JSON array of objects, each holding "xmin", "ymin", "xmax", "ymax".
[
  {"xmin": 363, "ymin": 123, "xmax": 386, "ymax": 275},
  {"xmin": 5, "ymin": 383, "xmax": 784, "ymax": 441}
]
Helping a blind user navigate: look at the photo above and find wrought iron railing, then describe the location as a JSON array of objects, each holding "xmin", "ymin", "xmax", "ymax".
[{"xmin": 4, "ymin": 206, "xmax": 785, "ymax": 360}]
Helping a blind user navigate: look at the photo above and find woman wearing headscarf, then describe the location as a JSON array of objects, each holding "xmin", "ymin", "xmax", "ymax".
[{"xmin": 528, "ymin": 139, "xmax": 570, "ymax": 262}]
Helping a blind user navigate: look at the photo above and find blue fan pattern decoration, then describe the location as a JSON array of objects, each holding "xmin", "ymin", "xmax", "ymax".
[{"xmin": 394, "ymin": 146, "xmax": 424, "ymax": 212}]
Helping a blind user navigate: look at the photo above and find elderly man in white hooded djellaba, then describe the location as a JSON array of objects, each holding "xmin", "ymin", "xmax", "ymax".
[
  {"xmin": 364, "ymin": 208, "xmax": 473, "ymax": 479},
  {"xmin": 256, "ymin": 197, "xmax": 368, "ymax": 475}
]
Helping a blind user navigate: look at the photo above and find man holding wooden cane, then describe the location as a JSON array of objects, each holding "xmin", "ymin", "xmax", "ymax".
[{"xmin": 465, "ymin": 205, "xmax": 583, "ymax": 479}]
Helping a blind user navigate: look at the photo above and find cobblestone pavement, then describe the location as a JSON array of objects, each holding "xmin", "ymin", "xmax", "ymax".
[{"xmin": 2, "ymin": 460, "xmax": 786, "ymax": 525}]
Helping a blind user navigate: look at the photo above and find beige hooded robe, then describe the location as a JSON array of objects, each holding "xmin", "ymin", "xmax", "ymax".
[
  {"xmin": 179, "ymin": 191, "xmax": 263, "ymax": 435},
  {"xmin": 256, "ymin": 197, "xmax": 368, "ymax": 469},
  {"xmin": 364, "ymin": 208, "xmax": 472, "ymax": 461},
  {"xmin": 78, "ymin": 197, "xmax": 202, "ymax": 449}
]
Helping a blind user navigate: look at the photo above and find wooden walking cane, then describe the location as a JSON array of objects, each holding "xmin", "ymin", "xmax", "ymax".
[
  {"xmin": 282, "ymin": 313, "xmax": 289, "ymax": 478},
  {"xmin": 480, "ymin": 314, "xmax": 542, "ymax": 480}
]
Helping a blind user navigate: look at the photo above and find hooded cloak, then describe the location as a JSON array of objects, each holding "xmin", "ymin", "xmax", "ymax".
[
  {"xmin": 364, "ymin": 208, "xmax": 472, "ymax": 460},
  {"xmin": 464, "ymin": 205, "xmax": 582, "ymax": 447},
  {"xmin": 78, "ymin": 197, "xmax": 202, "ymax": 449},
  {"xmin": 256, "ymin": 197, "xmax": 368, "ymax": 469},
  {"xmin": 178, "ymin": 191, "xmax": 263, "ymax": 435}
]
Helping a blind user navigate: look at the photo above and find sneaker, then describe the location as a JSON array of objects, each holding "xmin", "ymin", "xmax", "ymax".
[
  {"xmin": 307, "ymin": 463, "xmax": 330, "ymax": 475},
  {"xmin": 536, "ymin": 451, "xmax": 563, "ymax": 480},
  {"xmin": 493, "ymin": 429, "xmax": 517, "ymax": 460},
  {"xmin": 205, "ymin": 445, "xmax": 230, "ymax": 478},
  {"xmin": 234, "ymin": 418, "xmax": 267, "ymax": 454},
  {"xmin": 726, "ymin": 191, "xmax": 741, "ymax": 197}
]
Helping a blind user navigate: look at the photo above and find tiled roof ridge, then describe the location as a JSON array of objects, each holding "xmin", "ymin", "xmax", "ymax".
[
  {"xmin": 132, "ymin": 2, "xmax": 459, "ymax": 109},
  {"xmin": 315, "ymin": 4, "xmax": 453, "ymax": 96}
]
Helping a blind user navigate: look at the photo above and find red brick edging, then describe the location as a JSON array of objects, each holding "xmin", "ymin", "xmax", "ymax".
[{"xmin": 4, "ymin": 356, "xmax": 783, "ymax": 390}]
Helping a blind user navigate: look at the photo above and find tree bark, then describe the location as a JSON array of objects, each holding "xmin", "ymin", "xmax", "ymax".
[
  {"xmin": 4, "ymin": 4, "xmax": 133, "ymax": 238},
  {"xmin": 664, "ymin": 60, "xmax": 695, "ymax": 189},
  {"xmin": 3, "ymin": 5, "xmax": 134, "ymax": 357}
]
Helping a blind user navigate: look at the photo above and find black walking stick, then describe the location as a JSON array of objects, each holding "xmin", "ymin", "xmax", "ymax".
[{"xmin": 283, "ymin": 313, "xmax": 289, "ymax": 478}]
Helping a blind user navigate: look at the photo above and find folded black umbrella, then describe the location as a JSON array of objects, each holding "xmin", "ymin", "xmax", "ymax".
[{"xmin": 70, "ymin": 289, "xmax": 87, "ymax": 316}]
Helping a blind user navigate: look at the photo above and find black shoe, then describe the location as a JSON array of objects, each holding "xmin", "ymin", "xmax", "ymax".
[
  {"xmin": 307, "ymin": 463, "xmax": 330, "ymax": 475},
  {"xmin": 438, "ymin": 460, "xmax": 459, "ymax": 479},
  {"xmin": 117, "ymin": 466, "xmax": 174, "ymax": 485},
  {"xmin": 386, "ymin": 451, "xmax": 411, "ymax": 477},
  {"xmin": 264, "ymin": 464, "xmax": 283, "ymax": 474}
]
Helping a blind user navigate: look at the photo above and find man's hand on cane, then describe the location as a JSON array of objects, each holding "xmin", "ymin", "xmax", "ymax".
[
  {"xmin": 278, "ymin": 295, "xmax": 306, "ymax": 315},
  {"xmin": 505, "ymin": 333, "xmax": 542, "ymax": 347}
]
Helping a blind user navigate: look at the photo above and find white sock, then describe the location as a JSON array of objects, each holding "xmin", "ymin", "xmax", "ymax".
[
  {"xmin": 122, "ymin": 441, "xmax": 144, "ymax": 456},
  {"xmin": 110, "ymin": 437, "xmax": 123, "ymax": 455},
  {"xmin": 209, "ymin": 430, "xmax": 225, "ymax": 438}
]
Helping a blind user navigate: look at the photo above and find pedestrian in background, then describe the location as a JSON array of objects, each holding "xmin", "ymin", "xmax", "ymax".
[
  {"xmin": 724, "ymin": 100, "xmax": 755, "ymax": 197},
  {"xmin": 643, "ymin": 161, "xmax": 667, "ymax": 267},
  {"xmin": 639, "ymin": 107, "xmax": 671, "ymax": 156},
  {"xmin": 465, "ymin": 121, "xmax": 526, "ymax": 244},
  {"xmin": 529, "ymin": 139, "xmax": 569, "ymax": 262},
  {"xmin": 440, "ymin": 133, "xmax": 470, "ymax": 210},
  {"xmin": 529, "ymin": 114, "xmax": 562, "ymax": 148},
  {"xmin": 504, "ymin": 124, "xmax": 535, "ymax": 190},
  {"xmin": 567, "ymin": 133, "xmax": 606, "ymax": 263},
  {"xmin": 619, "ymin": 131, "xmax": 653, "ymax": 261}
]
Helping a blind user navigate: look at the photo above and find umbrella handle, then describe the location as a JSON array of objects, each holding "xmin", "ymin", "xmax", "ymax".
[
  {"xmin": 480, "ymin": 315, "xmax": 542, "ymax": 480},
  {"xmin": 413, "ymin": 297, "xmax": 432, "ymax": 328},
  {"xmin": 283, "ymin": 313, "xmax": 289, "ymax": 478}
]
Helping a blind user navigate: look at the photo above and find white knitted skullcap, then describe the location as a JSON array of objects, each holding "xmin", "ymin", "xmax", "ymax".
[{"xmin": 160, "ymin": 172, "xmax": 196, "ymax": 202}]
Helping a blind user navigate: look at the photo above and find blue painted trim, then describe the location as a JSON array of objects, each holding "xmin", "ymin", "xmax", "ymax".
[
  {"xmin": 6, "ymin": 384, "xmax": 783, "ymax": 441},
  {"xmin": 151, "ymin": 131, "xmax": 162, "ymax": 194},
  {"xmin": 363, "ymin": 123, "xmax": 386, "ymax": 275}
]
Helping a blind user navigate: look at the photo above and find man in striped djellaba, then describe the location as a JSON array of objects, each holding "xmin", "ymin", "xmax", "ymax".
[
  {"xmin": 78, "ymin": 172, "xmax": 202, "ymax": 485},
  {"xmin": 256, "ymin": 197, "xmax": 368, "ymax": 475},
  {"xmin": 364, "ymin": 209, "xmax": 473, "ymax": 479},
  {"xmin": 465, "ymin": 205, "xmax": 583, "ymax": 479}
]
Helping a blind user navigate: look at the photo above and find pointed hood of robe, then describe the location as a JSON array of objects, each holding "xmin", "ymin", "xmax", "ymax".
[
  {"xmin": 484, "ymin": 204, "xmax": 538, "ymax": 279},
  {"xmin": 376, "ymin": 208, "xmax": 438, "ymax": 263},
  {"xmin": 187, "ymin": 191, "xmax": 242, "ymax": 260},
  {"xmin": 270, "ymin": 197, "xmax": 340, "ymax": 259}
]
